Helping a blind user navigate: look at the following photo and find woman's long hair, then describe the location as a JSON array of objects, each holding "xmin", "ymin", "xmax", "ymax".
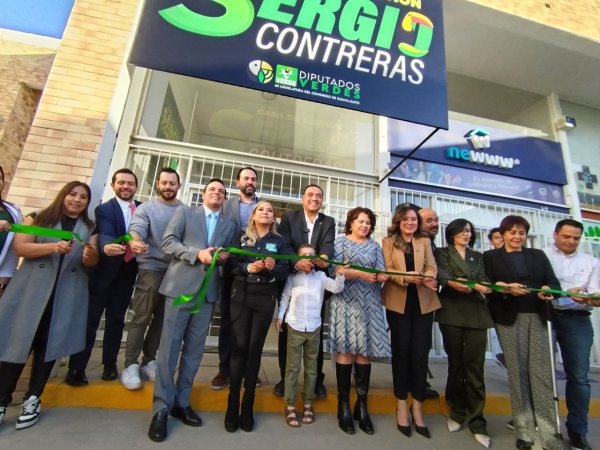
[
  {"xmin": 387, "ymin": 203, "xmax": 427, "ymax": 250},
  {"xmin": 243, "ymin": 200, "xmax": 279, "ymax": 246},
  {"xmin": 33, "ymin": 181, "xmax": 94, "ymax": 230}
]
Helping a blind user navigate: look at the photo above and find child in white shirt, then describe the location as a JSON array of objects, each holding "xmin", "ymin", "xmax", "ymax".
[{"xmin": 276, "ymin": 243, "xmax": 346, "ymax": 427}]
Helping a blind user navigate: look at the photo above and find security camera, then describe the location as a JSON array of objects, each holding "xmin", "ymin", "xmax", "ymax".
[{"xmin": 556, "ymin": 116, "xmax": 577, "ymax": 130}]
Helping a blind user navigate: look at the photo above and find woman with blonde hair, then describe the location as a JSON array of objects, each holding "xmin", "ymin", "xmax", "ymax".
[
  {"xmin": 381, "ymin": 203, "xmax": 440, "ymax": 439},
  {"xmin": 224, "ymin": 201, "xmax": 290, "ymax": 433}
]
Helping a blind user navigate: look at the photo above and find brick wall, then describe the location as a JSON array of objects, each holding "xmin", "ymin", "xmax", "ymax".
[
  {"xmin": 6, "ymin": 0, "xmax": 139, "ymax": 214},
  {"xmin": 5, "ymin": 0, "xmax": 600, "ymax": 211},
  {"xmin": 472, "ymin": 0, "xmax": 600, "ymax": 41},
  {"xmin": 0, "ymin": 38, "xmax": 53, "ymax": 192}
]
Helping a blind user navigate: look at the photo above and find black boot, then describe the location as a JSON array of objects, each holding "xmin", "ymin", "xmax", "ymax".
[
  {"xmin": 353, "ymin": 363, "xmax": 374, "ymax": 434},
  {"xmin": 224, "ymin": 390, "xmax": 239, "ymax": 433},
  {"xmin": 239, "ymin": 391, "xmax": 255, "ymax": 432},
  {"xmin": 336, "ymin": 363, "xmax": 355, "ymax": 434}
]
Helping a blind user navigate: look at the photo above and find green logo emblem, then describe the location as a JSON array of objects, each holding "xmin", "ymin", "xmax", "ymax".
[{"xmin": 275, "ymin": 65, "xmax": 298, "ymax": 87}]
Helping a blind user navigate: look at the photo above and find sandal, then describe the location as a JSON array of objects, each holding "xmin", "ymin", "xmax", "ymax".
[
  {"xmin": 302, "ymin": 404, "xmax": 315, "ymax": 424},
  {"xmin": 285, "ymin": 407, "xmax": 300, "ymax": 428}
]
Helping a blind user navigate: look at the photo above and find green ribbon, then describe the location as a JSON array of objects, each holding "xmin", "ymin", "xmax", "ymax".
[
  {"xmin": 175, "ymin": 247, "xmax": 600, "ymax": 313},
  {"xmin": 9, "ymin": 223, "xmax": 85, "ymax": 244},
  {"xmin": 173, "ymin": 247, "xmax": 436, "ymax": 313},
  {"xmin": 107, "ymin": 233, "xmax": 134, "ymax": 245},
  {"xmin": 450, "ymin": 279, "xmax": 600, "ymax": 300}
]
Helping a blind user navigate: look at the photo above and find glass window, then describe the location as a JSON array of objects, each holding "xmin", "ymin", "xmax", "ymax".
[{"xmin": 138, "ymin": 72, "xmax": 375, "ymax": 173}]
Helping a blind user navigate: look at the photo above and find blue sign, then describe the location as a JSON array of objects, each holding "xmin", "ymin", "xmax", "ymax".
[
  {"xmin": 129, "ymin": 0, "xmax": 448, "ymax": 129},
  {"xmin": 388, "ymin": 118, "xmax": 567, "ymax": 185},
  {"xmin": 389, "ymin": 157, "xmax": 567, "ymax": 206}
]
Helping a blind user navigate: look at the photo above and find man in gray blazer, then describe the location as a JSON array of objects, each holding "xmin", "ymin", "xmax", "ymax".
[
  {"xmin": 148, "ymin": 178, "xmax": 237, "ymax": 442},
  {"xmin": 211, "ymin": 167, "xmax": 258, "ymax": 390}
]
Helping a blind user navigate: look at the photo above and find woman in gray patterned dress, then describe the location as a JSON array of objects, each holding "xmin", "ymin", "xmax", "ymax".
[{"xmin": 328, "ymin": 207, "xmax": 391, "ymax": 435}]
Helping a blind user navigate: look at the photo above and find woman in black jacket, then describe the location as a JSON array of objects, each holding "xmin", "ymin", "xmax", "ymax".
[
  {"xmin": 224, "ymin": 201, "xmax": 290, "ymax": 433},
  {"xmin": 483, "ymin": 215, "xmax": 564, "ymax": 450}
]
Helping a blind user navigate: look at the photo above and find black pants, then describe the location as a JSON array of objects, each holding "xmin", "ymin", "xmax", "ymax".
[
  {"xmin": 278, "ymin": 298, "xmax": 326, "ymax": 386},
  {"xmin": 69, "ymin": 273, "xmax": 135, "ymax": 370},
  {"xmin": 229, "ymin": 281, "xmax": 276, "ymax": 394},
  {"xmin": 0, "ymin": 296, "xmax": 56, "ymax": 406},
  {"xmin": 217, "ymin": 273, "xmax": 234, "ymax": 374},
  {"xmin": 439, "ymin": 323, "xmax": 488, "ymax": 434},
  {"xmin": 386, "ymin": 300, "xmax": 434, "ymax": 402}
]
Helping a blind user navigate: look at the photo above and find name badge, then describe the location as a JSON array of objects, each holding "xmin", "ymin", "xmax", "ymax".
[{"xmin": 266, "ymin": 243, "xmax": 278, "ymax": 252}]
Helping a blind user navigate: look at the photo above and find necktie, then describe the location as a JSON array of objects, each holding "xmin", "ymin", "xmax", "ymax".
[
  {"xmin": 124, "ymin": 202, "xmax": 136, "ymax": 262},
  {"xmin": 207, "ymin": 212, "xmax": 217, "ymax": 243}
]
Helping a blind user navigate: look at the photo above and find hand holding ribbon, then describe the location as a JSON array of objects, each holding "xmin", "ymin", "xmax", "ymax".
[
  {"xmin": 450, "ymin": 279, "xmax": 600, "ymax": 301},
  {"xmin": 172, "ymin": 247, "xmax": 600, "ymax": 314},
  {"xmin": 173, "ymin": 247, "xmax": 436, "ymax": 314},
  {"xmin": 9, "ymin": 223, "xmax": 86, "ymax": 244}
]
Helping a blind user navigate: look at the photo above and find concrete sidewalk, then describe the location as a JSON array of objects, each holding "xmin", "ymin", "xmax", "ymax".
[
  {"xmin": 37, "ymin": 347, "xmax": 600, "ymax": 416},
  {"xmin": 1, "ymin": 408, "xmax": 599, "ymax": 450},
  {"xmin": 1, "ymin": 346, "xmax": 599, "ymax": 449}
]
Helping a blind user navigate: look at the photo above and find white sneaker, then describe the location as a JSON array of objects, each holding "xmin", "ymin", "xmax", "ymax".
[
  {"xmin": 474, "ymin": 433, "xmax": 491, "ymax": 448},
  {"xmin": 120, "ymin": 364, "xmax": 142, "ymax": 390},
  {"xmin": 447, "ymin": 418, "xmax": 462, "ymax": 432},
  {"xmin": 141, "ymin": 360, "xmax": 157, "ymax": 381},
  {"xmin": 0, "ymin": 405, "xmax": 6, "ymax": 425},
  {"xmin": 15, "ymin": 396, "xmax": 41, "ymax": 430}
]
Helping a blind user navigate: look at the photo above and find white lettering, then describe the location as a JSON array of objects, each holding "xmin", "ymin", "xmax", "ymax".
[
  {"xmin": 277, "ymin": 27, "xmax": 299, "ymax": 54},
  {"xmin": 256, "ymin": 23, "xmax": 278, "ymax": 50}
]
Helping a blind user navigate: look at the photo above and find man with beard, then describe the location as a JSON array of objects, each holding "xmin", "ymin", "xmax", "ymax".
[
  {"xmin": 417, "ymin": 207, "xmax": 443, "ymax": 400},
  {"xmin": 120, "ymin": 168, "xmax": 183, "ymax": 390},
  {"xmin": 66, "ymin": 169, "xmax": 141, "ymax": 386},
  {"xmin": 211, "ymin": 167, "xmax": 260, "ymax": 390},
  {"xmin": 274, "ymin": 184, "xmax": 335, "ymax": 399},
  {"xmin": 419, "ymin": 208, "xmax": 441, "ymax": 249}
]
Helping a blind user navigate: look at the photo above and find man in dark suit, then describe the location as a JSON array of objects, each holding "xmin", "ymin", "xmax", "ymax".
[
  {"xmin": 417, "ymin": 207, "xmax": 444, "ymax": 400},
  {"xmin": 211, "ymin": 167, "xmax": 258, "ymax": 390},
  {"xmin": 66, "ymin": 168, "xmax": 140, "ymax": 385},
  {"xmin": 274, "ymin": 184, "xmax": 335, "ymax": 399},
  {"xmin": 148, "ymin": 178, "xmax": 237, "ymax": 442}
]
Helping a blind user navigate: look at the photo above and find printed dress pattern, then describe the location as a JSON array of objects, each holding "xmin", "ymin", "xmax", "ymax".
[{"xmin": 327, "ymin": 235, "xmax": 391, "ymax": 357}]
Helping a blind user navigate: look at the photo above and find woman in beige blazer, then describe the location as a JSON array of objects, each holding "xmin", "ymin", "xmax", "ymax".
[{"xmin": 382, "ymin": 204, "xmax": 440, "ymax": 439}]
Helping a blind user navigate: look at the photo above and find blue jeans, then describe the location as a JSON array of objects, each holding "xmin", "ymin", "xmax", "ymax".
[{"xmin": 554, "ymin": 313, "xmax": 594, "ymax": 435}]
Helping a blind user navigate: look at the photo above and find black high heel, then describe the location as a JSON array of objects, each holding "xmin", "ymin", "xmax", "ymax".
[
  {"xmin": 396, "ymin": 407, "xmax": 411, "ymax": 437},
  {"xmin": 410, "ymin": 405, "xmax": 430, "ymax": 439}
]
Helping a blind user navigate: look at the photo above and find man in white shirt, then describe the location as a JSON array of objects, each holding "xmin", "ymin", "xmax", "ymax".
[
  {"xmin": 276, "ymin": 184, "xmax": 336, "ymax": 398},
  {"xmin": 544, "ymin": 219, "xmax": 600, "ymax": 450},
  {"xmin": 276, "ymin": 244, "xmax": 346, "ymax": 426}
]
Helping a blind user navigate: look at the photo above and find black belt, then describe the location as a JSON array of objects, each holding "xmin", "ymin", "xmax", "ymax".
[{"xmin": 554, "ymin": 310, "xmax": 591, "ymax": 317}]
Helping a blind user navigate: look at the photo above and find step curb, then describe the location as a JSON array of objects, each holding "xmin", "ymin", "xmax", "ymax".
[{"xmin": 41, "ymin": 380, "xmax": 600, "ymax": 417}]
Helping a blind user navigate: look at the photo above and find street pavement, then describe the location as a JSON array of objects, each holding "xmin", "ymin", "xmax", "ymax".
[{"xmin": 2, "ymin": 407, "xmax": 599, "ymax": 449}]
